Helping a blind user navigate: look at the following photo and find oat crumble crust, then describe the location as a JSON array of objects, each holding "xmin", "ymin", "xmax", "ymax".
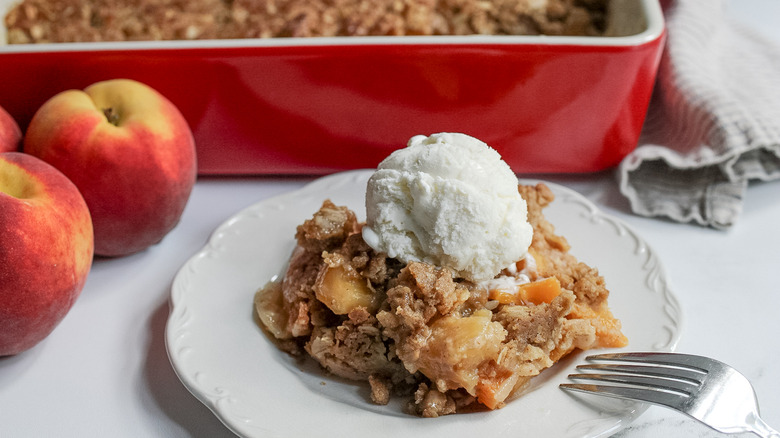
[
  {"xmin": 254, "ymin": 183, "xmax": 627, "ymax": 417},
  {"xmin": 5, "ymin": 0, "xmax": 607, "ymax": 44}
]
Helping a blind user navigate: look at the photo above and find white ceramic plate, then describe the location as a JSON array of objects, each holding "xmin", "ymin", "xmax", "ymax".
[{"xmin": 165, "ymin": 170, "xmax": 682, "ymax": 438}]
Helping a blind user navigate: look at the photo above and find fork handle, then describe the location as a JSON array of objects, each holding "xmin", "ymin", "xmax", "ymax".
[{"xmin": 749, "ymin": 413, "xmax": 780, "ymax": 438}]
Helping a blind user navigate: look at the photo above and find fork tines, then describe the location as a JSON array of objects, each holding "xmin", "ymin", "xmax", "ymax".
[
  {"xmin": 561, "ymin": 352, "xmax": 780, "ymax": 437},
  {"xmin": 560, "ymin": 352, "xmax": 713, "ymax": 408}
]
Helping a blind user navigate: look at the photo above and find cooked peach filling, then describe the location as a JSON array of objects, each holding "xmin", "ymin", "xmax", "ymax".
[
  {"xmin": 315, "ymin": 264, "xmax": 377, "ymax": 315},
  {"xmin": 416, "ymin": 309, "xmax": 507, "ymax": 395}
]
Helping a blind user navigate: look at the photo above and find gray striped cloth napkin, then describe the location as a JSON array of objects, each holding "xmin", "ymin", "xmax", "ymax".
[{"xmin": 618, "ymin": 0, "xmax": 780, "ymax": 229}]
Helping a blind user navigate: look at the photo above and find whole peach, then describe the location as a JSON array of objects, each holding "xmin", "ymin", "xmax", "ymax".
[
  {"xmin": 0, "ymin": 104, "xmax": 22, "ymax": 153},
  {"xmin": 0, "ymin": 152, "xmax": 94, "ymax": 356},
  {"xmin": 24, "ymin": 79, "xmax": 197, "ymax": 257}
]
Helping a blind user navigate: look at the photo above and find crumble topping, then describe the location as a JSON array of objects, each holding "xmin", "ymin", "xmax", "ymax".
[{"xmin": 5, "ymin": 0, "xmax": 608, "ymax": 44}]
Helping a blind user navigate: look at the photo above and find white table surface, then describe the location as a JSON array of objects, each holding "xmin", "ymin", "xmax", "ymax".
[{"xmin": 2, "ymin": 1, "xmax": 779, "ymax": 437}]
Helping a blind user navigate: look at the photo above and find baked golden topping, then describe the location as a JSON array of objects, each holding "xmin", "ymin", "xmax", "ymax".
[{"xmin": 5, "ymin": 0, "xmax": 608, "ymax": 44}]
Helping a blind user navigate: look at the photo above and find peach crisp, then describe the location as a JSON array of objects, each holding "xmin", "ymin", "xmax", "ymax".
[{"xmin": 255, "ymin": 183, "xmax": 627, "ymax": 416}]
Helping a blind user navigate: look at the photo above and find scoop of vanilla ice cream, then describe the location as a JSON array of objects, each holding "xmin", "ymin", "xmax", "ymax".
[{"xmin": 362, "ymin": 132, "xmax": 533, "ymax": 283}]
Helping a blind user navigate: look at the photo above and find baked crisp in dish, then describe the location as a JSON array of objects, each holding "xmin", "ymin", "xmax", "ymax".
[
  {"xmin": 5, "ymin": 0, "xmax": 608, "ymax": 44},
  {"xmin": 255, "ymin": 182, "xmax": 627, "ymax": 417}
]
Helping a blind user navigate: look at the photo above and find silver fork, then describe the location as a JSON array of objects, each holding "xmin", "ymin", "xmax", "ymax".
[{"xmin": 560, "ymin": 352, "xmax": 779, "ymax": 437}]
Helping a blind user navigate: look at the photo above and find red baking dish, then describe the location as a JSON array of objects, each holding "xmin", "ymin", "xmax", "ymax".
[{"xmin": 0, "ymin": 0, "xmax": 664, "ymax": 175}]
